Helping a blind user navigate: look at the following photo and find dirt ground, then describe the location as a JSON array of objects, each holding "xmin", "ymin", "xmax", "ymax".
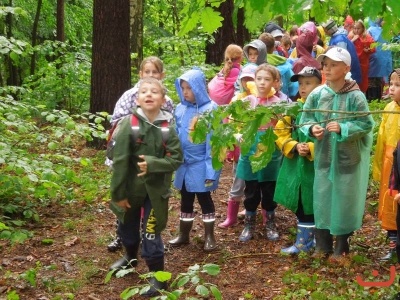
[{"xmin": 0, "ymin": 161, "xmax": 394, "ymax": 300}]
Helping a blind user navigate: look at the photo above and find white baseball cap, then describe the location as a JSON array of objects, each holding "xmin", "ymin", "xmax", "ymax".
[
  {"xmin": 270, "ymin": 29, "xmax": 283, "ymax": 38},
  {"xmin": 317, "ymin": 47, "xmax": 351, "ymax": 66}
]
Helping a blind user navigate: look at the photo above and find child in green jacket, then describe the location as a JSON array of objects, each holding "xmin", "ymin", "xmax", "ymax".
[{"xmin": 109, "ymin": 77, "xmax": 183, "ymax": 297}]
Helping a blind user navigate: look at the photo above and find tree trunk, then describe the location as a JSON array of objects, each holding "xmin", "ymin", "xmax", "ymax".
[
  {"xmin": 236, "ymin": 6, "xmax": 250, "ymax": 47},
  {"xmin": 6, "ymin": 0, "xmax": 19, "ymax": 86},
  {"xmin": 56, "ymin": 0, "xmax": 65, "ymax": 42},
  {"xmin": 30, "ymin": 0, "xmax": 42, "ymax": 75},
  {"xmin": 130, "ymin": 0, "xmax": 143, "ymax": 75},
  {"xmin": 90, "ymin": 0, "xmax": 131, "ymax": 148},
  {"xmin": 205, "ymin": 0, "xmax": 236, "ymax": 65}
]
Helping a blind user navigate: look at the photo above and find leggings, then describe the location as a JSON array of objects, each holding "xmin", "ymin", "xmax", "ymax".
[{"xmin": 180, "ymin": 181, "xmax": 215, "ymax": 215}]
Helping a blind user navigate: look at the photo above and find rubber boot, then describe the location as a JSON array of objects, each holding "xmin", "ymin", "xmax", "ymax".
[
  {"xmin": 107, "ymin": 236, "xmax": 122, "ymax": 252},
  {"xmin": 281, "ymin": 223, "xmax": 315, "ymax": 254},
  {"xmin": 265, "ymin": 211, "xmax": 279, "ymax": 241},
  {"xmin": 168, "ymin": 213, "xmax": 194, "ymax": 247},
  {"xmin": 107, "ymin": 220, "xmax": 123, "ymax": 252},
  {"xmin": 261, "ymin": 209, "xmax": 267, "ymax": 226},
  {"xmin": 203, "ymin": 213, "xmax": 217, "ymax": 251},
  {"xmin": 314, "ymin": 228, "xmax": 333, "ymax": 256},
  {"xmin": 109, "ymin": 243, "xmax": 140, "ymax": 270},
  {"xmin": 380, "ymin": 234, "xmax": 397, "ymax": 261},
  {"xmin": 218, "ymin": 199, "xmax": 240, "ymax": 228},
  {"xmin": 239, "ymin": 212, "xmax": 256, "ymax": 242},
  {"xmin": 333, "ymin": 232, "xmax": 353, "ymax": 256},
  {"xmin": 141, "ymin": 258, "xmax": 167, "ymax": 297}
]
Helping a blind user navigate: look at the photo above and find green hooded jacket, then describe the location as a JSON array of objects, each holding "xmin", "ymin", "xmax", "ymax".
[{"xmin": 110, "ymin": 108, "xmax": 183, "ymax": 234}]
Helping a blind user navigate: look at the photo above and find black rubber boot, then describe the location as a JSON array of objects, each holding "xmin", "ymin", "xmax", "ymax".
[
  {"xmin": 141, "ymin": 258, "xmax": 167, "ymax": 297},
  {"xmin": 333, "ymin": 232, "xmax": 353, "ymax": 256},
  {"xmin": 109, "ymin": 244, "xmax": 140, "ymax": 270},
  {"xmin": 314, "ymin": 228, "xmax": 333, "ymax": 257},
  {"xmin": 380, "ymin": 233, "xmax": 397, "ymax": 261},
  {"xmin": 169, "ymin": 218, "xmax": 193, "ymax": 247}
]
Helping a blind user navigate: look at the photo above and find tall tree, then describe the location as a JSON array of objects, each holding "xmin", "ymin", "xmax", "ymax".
[
  {"xmin": 90, "ymin": 0, "xmax": 131, "ymax": 147},
  {"xmin": 56, "ymin": 0, "xmax": 65, "ymax": 42},
  {"xmin": 30, "ymin": 0, "xmax": 42, "ymax": 75},
  {"xmin": 130, "ymin": 0, "xmax": 143, "ymax": 74},
  {"xmin": 205, "ymin": 0, "xmax": 236, "ymax": 65}
]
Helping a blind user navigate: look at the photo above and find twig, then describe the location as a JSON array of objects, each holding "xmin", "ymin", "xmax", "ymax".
[{"xmin": 227, "ymin": 252, "xmax": 273, "ymax": 260}]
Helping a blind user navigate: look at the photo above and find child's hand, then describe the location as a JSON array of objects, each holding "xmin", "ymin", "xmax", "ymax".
[
  {"xmin": 326, "ymin": 122, "xmax": 341, "ymax": 134},
  {"xmin": 296, "ymin": 143, "xmax": 310, "ymax": 156},
  {"xmin": 394, "ymin": 193, "xmax": 400, "ymax": 204},
  {"xmin": 116, "ymin": 199, "xmax": 131, "ymax": 210},
  {"xmin": 137, "ymin": 155, "xmax": 147, "ymax": 177},
  {"xmin": 311, "ymin": 125, "xmax": 325, "ymax": 140}
]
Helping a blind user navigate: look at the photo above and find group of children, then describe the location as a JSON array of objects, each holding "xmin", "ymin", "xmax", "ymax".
[{"xmin": 105, "ymin": 19, "xmax": 400, "ymax": 296}]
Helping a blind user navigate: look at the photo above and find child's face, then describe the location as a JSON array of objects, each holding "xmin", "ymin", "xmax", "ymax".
[
  {"xmin": 255, "ymin": 70, "xmax": 275, "ymax": 97},
  {"xmin": 247, "ymin": 48, "xmax": 259, "ymax": 64},
  {"xmin": 241, "ymin": 77, "xmax": 254, "ymax": 92},
  {"xmin": 180, "ymin": 80, "xmax": 195, "ymax": 103},
  {"xmin": 389, "ymin": 72, "xmax": 400, "ymax": 104},
  {"xmin": 322, "ymin": 57, "xmax": 350, "ymax": 83},
  {"xmin": 298, "ymin": 76, "xmax": 321, "ymax": 99},
  {"xmin": 136, "ymin": 82, "xmax": 165, "ymax": 114},
  {"xmin": 140, "ymin": 62, "xmax": 164, "ymax": 80}
]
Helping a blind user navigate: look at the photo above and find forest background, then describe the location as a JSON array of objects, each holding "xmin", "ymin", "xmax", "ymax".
[{"xmin": 2, "ymin": 0, "xmax": 400, "ymax": 299}]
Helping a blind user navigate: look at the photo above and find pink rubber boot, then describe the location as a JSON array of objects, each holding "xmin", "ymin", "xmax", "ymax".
[{"xmin": 218, "ymin": 199, "xmax": 240, "ymax": 228}]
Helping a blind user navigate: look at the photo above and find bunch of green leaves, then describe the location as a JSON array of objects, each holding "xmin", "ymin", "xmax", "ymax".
[
  {"xmin": 22, "ymin": 40, "xmax": 92, "ymax": 113},
  {"xmin": 0, "ymin": 95, "xmax": 107, "ymax": 244},
  {"xmin": 191, "ymin": 100, "xmax": 300, "ymax": 172},
  {"xmin": 105, "ymin": 263, "xmax": 221, "ymax": 299}
]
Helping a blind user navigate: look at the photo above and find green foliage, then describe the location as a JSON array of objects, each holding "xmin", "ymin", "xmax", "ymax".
[
  {"xmin": 192, "ymin": 100, "xmax": 300, "ymax": 172},
  {"xmin": 21, "ymin": 41, "xmax": 91, "ymax": 113},
  {"xmin": 105, "ymin": 263, "xmax": 221, "ymax": 299},
  {"xmin": 0, "ymin": 96, "xmax": 108, "ymax": 243}
]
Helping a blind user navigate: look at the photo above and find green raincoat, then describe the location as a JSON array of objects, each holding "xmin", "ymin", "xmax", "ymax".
[
  {"xmin": 110, "ymin": 108, "xmax": 183, "ymax": 234},
  {"xmin": 299, "ymin": 81, "xmax": 374, "ymax": 235}
]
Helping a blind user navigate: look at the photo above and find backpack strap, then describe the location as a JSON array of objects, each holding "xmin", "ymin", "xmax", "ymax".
[{"xmin": 131, "ymin": 115, "xmax": 171, "ymax": 155}]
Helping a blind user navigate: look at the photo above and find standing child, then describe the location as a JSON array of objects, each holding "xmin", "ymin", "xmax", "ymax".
[
  {"xmin": 300, "ymin": 47, "xmax": 374, "ymax": 257},
  {"xmin": 109, "ymin": 77, "xmax": 183, "ymax": 296},
  {"xmin": 237, "ymin": 64, "xmax": 285, "ymax": 242},
  {"xmin": 387, "ymin": 69, "xmax": 400, "ymax": 265},
  {"xmin": 218, "ymin": 64, "xmax": 257, "ymax": 229},
  {"xmin": 274, "ymin": 67, "xmax": 322, "ymax": 254},
  {"xmin": 107, "ymin": 56, "xmax": 175, "ymax": 252},
  {"xmin": 208, "ymin": 44, "xmax": 243, "ymax": 105},
  {"xmin": 373, "ymin": 68, "xmax": 400, "ymax": 260},
  {"xmin": 169, "ymin": 68, "xmax": 221, "ymax": 251}
]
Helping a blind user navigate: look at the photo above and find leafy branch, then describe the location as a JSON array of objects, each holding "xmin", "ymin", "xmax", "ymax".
[{"xmin": 191, "ymin": 101, "xmax": 393, "ymax": 172}]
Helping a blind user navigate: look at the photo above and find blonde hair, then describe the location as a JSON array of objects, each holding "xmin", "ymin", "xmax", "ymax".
[
  {"xmin": 140, "ymin": 56, "xmax": 164, "ymax": 74},
  {"xmin": 222, "ymin": 44, "xmax": 243, "ymax": 80},
  {"xmin": 354, "ymin": 20, "xmax": 366, "ymax": 35},
  {"xmin": 255, "ymin": 64, "xmax": 279, "ymax": 81},
  {"xmin": 138, "ymin": 77, "xmax": 166, "ymax": 97}
]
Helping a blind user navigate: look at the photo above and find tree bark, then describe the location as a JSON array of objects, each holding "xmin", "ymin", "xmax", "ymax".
[
  {"xmin": 90, "ymin": 0, "xmax": 131, "ymax": 148},
  {"xmin": 130, "ymin": 0, "xmax": 143, "ymax": 74},
  {"xmin": 205, "ymin": 0, "xmax": 236, "ymax": 66},
  {"xmin": 30, "ymin": 0, "xmax": 42, "ymax": 75},
  {"xmin": 56, "ymin": 0, "xmax": 65, "ymax": 42},
  {"xmin": 6, "ymin": 0, "xmax": 19, "ymax": 86},
  {"xmin": 236, "ymin": 6, "xmax": 250, "ymax": 47}
]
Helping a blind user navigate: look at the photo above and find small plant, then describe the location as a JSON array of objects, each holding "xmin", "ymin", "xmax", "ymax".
[{"xmin": 105, "ymin": 263, "xmax": 221, "ymax": 299}]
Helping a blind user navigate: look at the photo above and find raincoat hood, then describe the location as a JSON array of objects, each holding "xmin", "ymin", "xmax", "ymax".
[
  {"xmin": 175, "ymin": 68, "xmax": 211, "ymax": 107},
  {"xmin": 243, "ymin": 39, "xmax": 267, "ymax": 65}
]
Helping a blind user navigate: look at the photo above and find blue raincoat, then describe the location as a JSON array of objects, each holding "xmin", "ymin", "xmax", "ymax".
[{"xmin": 173, "ymin": 69, "xmax": 221, "ymax": 192}]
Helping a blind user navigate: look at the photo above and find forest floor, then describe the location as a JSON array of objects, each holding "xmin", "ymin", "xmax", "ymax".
[{"xmin": 1, "ymin": 157, "xmax": 400, "ymax": 300}]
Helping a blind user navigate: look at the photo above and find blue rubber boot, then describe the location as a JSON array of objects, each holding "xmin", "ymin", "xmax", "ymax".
[{"xmin": 281, "ymin": 223, "xmax": 315, "ymax": 254}]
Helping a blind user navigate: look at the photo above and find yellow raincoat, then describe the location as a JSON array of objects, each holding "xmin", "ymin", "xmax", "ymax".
[{"xmin": 373, "ymin": 101, "xmax": 400, "ymax": 230}]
